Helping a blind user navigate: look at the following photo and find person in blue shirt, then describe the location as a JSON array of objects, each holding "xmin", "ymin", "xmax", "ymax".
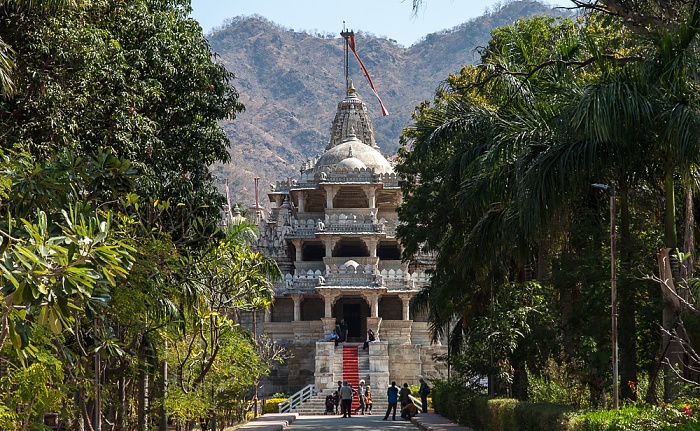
[
  {"xmin": 383, "ymin": 381, "xmax": 400, "ymax": 420},
  {"xmin": 327, "ymin": 329, "xmax": 340, "ymax": 347}
]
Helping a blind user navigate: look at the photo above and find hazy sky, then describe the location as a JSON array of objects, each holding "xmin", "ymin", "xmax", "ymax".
[{"xmin": 189, "ymin": 0, "xmax": 572, "ymax": 47}]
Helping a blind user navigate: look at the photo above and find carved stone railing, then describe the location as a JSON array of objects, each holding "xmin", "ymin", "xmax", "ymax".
[
  {"xmin": 323, "ymin": 257, "xmax": 379, "ymax": 268},
  {"xmin": 294, "ymin": 261, "xmax": 325, "ymax": 274}
]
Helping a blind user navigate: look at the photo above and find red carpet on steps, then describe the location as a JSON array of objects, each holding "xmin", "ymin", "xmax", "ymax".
[{"xmin": 342, "ymin": 344, "xmax": 360, "ymax": 412}]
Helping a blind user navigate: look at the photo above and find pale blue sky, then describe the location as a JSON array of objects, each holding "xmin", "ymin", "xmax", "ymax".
[{"xmin": 189, "ymin": 0, "xmax": 572, "ymax": 47}]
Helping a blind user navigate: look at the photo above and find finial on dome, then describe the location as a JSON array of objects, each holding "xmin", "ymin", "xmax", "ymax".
[
  {"xmin": 347, "ymin": 80, "xmax": 356, "ymax": 95},
  {"xmin": 347, "ymin": 147, "xmax": 354, "ymax": 158}
]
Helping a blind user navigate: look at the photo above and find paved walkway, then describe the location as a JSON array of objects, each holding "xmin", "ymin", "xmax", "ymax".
[{"xmin": 235, "ymin": 412, "xmax": 475, "ymax": 431}]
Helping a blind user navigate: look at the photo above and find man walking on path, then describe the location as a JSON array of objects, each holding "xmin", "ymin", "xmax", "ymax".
[
  {"xmin": 418, "ymin": 378, "xmax": 430, "ymax": 413},
  {"xmin": 383, "ymin": 381, "xmax": 400, "ymax": 420},
  {"xmin": 339, "ymin": 380, "xmax": 354, "ymax": 418}
]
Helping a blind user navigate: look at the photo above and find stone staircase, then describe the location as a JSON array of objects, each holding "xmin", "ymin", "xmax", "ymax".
[{"xmin": 289, "ymin": 343, "xmax": 388, "ymax": 415}]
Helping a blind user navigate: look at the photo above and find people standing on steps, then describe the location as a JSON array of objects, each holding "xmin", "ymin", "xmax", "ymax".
[
  {"xmin": 354, "ymin": 379, "xmax": 367, "ymax": 415},
  {"xmin": 383, "ymin": 381, "xmax": 399, "ymax": 420},
  {"xmin": 365, "ymin": 385, "xmax": 373, "ymax": 414},
  {"xmin": 418, "ymin": 377, "xmax": 430, "ymax": 413},
  {"xmin": 399, "ymin": 382, "xmax": 411, "ymax": 409},
  {"xmin": 337, "ymin": 318, "xmax": 348, "ymax": 342},
  {"xmin": 339, "ymin": 380, "xmax": 354, "ymax": 418}
]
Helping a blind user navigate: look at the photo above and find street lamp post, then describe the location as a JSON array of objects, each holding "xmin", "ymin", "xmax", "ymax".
[{"xmin": 593, "ymin": 183, "xmax": 618, "ymax": 409}]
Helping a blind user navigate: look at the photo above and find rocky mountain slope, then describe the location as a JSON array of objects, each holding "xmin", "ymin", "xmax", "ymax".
[{"xmin": 207, "ymin": 1, "xmax": 568, "ymax": 207}]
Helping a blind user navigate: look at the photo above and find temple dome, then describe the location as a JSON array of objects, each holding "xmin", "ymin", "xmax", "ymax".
[
  {"xmin": 336, "ymin": 157, "xmax": 367, "ymax": 171},
  {"xmin": 315, "ymin": 135, "xmax": 393, "ymax": 175}
]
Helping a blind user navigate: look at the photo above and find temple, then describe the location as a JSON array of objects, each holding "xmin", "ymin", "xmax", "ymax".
[{"xmin": 240, "ymin": 79, "xmax": 447, "ymax": 407}]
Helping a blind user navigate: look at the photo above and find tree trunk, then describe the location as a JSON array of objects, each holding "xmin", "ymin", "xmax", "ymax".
[
  {"xmin": 159, "ymin": 355, "xmax": 168, "ymax": 431},
  {"xmin": 138, "ymin": 364, "xmax": 150, "ymax": 430},
  {"xmin": 115, "ymin": 376, "xmax": 125, "ymax": 431},
  {"xmin": 662, "ymin": 169, "xmax": 679, "ymax": 402},
  {"xmin": 682, "ymin": 188, "xmax": 695, "ymax": 279},
  {"xmin": 618, "ymin": 182, "xmax": 637, "ymax": 401}
]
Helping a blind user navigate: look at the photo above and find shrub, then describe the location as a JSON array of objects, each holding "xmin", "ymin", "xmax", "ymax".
[
  {"xmin": 528, "ymin": 358, "xmax": 589, "ymax": 409},
  {"xmin": 262, "ymin": 398, "xmax": 287, "ymax": 414},
  {"xmin": 568, "ymin": 400, "xmax": 700, "ymax": 431}
]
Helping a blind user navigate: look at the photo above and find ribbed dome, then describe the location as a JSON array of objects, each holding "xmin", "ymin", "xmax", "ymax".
[{"xmin": 315, "ymin": 135, "xmax": 393, "ymax": 175}]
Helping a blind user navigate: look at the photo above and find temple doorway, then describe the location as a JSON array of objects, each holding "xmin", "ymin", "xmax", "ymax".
[{"xmin": 334, "ymin": 297, "xmax": 369, "ymax": 342}]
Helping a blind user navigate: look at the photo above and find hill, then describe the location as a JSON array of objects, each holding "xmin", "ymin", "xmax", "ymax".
[{"xmin": 206, "ymin": 1, "xmax": 569, "ymax": 207}]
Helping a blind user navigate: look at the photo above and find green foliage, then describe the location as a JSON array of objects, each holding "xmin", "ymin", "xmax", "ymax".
[
  {"xmin": 0, "ymin": 345, "xmax": 69, "ymax": 429},
  {"xmin": 262, "ymin": 398, "xmax": 287, "ymax": 414},
  {"xmin": 569, "ymin": 400, "xmax": 700, "ymax": 431}
]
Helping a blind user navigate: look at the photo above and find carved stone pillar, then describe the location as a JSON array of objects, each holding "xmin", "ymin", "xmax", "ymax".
[
  {"xmin": 367, "ymin": 292, "xmax": 379, "ymax": 317},
  {"xmin": 367, "ymin": 238, "xmax": 378, "ymax": 258},
  {"xmin": 292, "ymin": 239, "xmax": 303, "ymax": 262},
  {"xmin": 367, "ymin": 188, "xmax": 376, "ymax": 209},
  {"xmin": 291, "ymin": 293, "xmax": 303, "ymax": 321},
  {"xmin": 325, "ymin": 237, "xmax": 333, "ymax": 259},
  {"xmin": 325, "ymin": 185, "xmax": 337, "ymax": 209},
  {"xmin": 324, "ymin": 293, "xmax": 333, "ymax": 318},
  {"xmin": 318, "ymin": 288, "xmax": 340, "ymax": 319},
  {"xmin": 298, "ymin": 192, "xmax": 305, "ymax": 213},
  {"xmin": 399, "ymin": 294, "xmax": 412, "ymax": 321}
]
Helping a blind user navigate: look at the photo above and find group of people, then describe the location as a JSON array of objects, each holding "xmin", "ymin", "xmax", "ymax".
[
  {"xmin": 325, "ymin": 379, "xmax": 373, "ymax": 417},
  {"xmin": 324, "ymin": 320, "xmax": 378, "ymax": 349},
  {"xmin": 325, "ymin": 377, "xmax": 431, "ymax": 420},
  {"xmin": 382, "ymin": 377, "xmax": 430, "ymax": 421}
]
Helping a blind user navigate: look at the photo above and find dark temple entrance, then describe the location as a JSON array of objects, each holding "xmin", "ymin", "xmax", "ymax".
[
  {"xmin": 343, "ymin": 304, "xmax": 361, "ymax": 339},
  {"xmin": 334, "ymin": 297, "xmax": 369, "ymax": 342}
]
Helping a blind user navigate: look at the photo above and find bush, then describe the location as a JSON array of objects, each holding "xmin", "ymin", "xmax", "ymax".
[
  {"xmin": 262, "ymin": 398, "xmax": 287, "ymax": 414},
  {"xmin": 569, "ymin": 400, "xmax": 700, "ymax": 431},
  {"xmin": 528, "ymin": 358, "xmax": 589, "ymax": 409},
  {"xmin": 432, "ymin": 381, "xmax": 573, "ymax": 431}
]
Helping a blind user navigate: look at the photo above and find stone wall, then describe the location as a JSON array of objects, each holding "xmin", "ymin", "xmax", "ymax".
[
  {"xmin": 380, "ymin": 320, "xmax": 412, "ymax": 344},
  {"xmin": 378, "ymin": 296, "xmax": 402, "ymax": 320}
]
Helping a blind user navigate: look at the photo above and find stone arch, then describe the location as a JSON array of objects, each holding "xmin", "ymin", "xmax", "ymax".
[
  {"xmin": 302, "ymin": 241, "xmax": 325, "ymax": 261},
  {"xmin": 333, "ymin": 237, "xmax": 369, "ymax": 257},
  {"xmin": 333, "ymin": 185, "xmax": 369, "ymax": 208},
  {"xmin": 377, "ymin": 240, "xmax": 401, "ymax": 260}
]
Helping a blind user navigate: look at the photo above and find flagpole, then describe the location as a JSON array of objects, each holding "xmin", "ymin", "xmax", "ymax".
[{"xmin": 340, "ymin": 24, "xmax": 353, "ymax": 93}]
